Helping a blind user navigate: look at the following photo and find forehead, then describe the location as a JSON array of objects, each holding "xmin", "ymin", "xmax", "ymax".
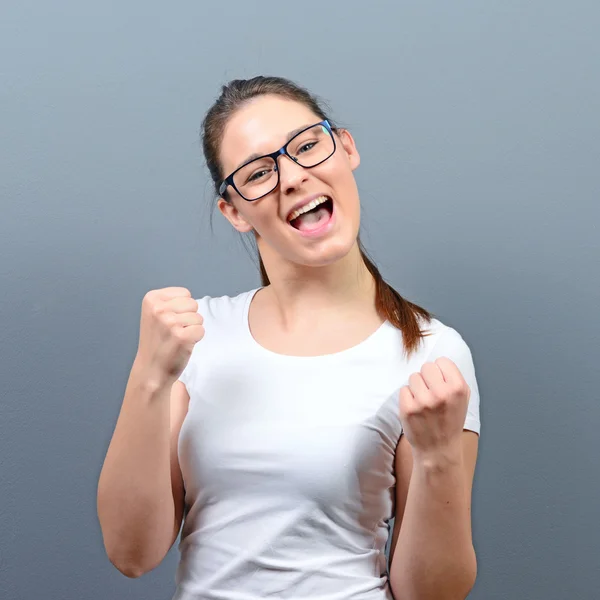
[{"xmin": 220, "ymin": 95, "xmax": 320, "ymax": 174}]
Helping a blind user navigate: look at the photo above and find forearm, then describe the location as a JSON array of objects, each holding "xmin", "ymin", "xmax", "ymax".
[
  {"xmin": 97, "ymin": 362, "xmax": 175, "ymax": 575},
  {"xmin": 389, "ymin": 447, "xmax": 477, "ymax": 600}
]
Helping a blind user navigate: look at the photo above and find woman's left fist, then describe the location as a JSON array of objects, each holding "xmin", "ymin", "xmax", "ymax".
[{"xmin": 399, "ymin": 357, "xmax": 471, "ymax": 457}]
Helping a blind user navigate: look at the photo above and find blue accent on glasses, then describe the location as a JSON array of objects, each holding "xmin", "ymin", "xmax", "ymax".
[{"xmin": 218, "ymin": 120, "xmax": 336, "ymax": 201}]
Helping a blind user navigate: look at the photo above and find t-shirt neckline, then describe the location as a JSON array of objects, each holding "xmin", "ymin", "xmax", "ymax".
[{"xmin": 242, "ymin": 287, "xmax": 391, "ymax": 361}]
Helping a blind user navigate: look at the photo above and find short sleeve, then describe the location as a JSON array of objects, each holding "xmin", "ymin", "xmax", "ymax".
[
  {"xmin": 177, "ymin": 358, "xmax": 194, "ymax": 389},
  {"xmin": 176, "ymin": 296, "xmax": 204, "ymax": 391},
  {"xmin": 426, "ymin": 326, "xmax": 481, "ymax": 435}
]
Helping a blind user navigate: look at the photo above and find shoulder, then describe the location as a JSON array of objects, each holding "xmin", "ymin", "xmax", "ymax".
[
  {"xmin": 177, "ymin": 288, "xmax": 259, "ymax": 387},
  {"xmin": 405, "ymin": 315, "xmax": 478, "ymax": 385},
  {"xmin": 415, "ymin": 315, "xmax": 476, "ymax": 362},
  {"xmin": 193, "ymin": 287, "xmax": 260, "ymax": 322},
  {"xmin": 416, "ymin": 315, "xmax": 482, "ymax": 433}
]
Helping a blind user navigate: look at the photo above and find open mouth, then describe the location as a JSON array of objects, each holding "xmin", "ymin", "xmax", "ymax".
[{"xmin": 288, "ymin": 196, "xmax": 334, "ymax": 232}]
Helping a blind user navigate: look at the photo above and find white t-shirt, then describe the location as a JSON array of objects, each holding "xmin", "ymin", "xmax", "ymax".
[{"xmin": 174, "ymin": 288, "xmax": 481, "ymax": 600}]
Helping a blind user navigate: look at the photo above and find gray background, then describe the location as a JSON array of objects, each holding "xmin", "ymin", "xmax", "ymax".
[{"xmin": 1, "ymin": 1, "xmax": 598, "ymax": 599}]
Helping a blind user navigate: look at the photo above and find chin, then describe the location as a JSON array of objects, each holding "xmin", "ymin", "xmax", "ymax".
[{"xmin": 294, "ymin": 235, "xmax": 359, "ymax": 268}]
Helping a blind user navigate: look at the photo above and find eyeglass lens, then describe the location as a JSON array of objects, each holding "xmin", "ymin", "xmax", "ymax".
[{"xmin": 233, "ymin": 124, "xmax": 334, "ymax": 200}]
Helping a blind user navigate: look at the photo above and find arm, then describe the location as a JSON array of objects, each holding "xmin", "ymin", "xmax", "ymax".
[
  {"xmin": 389, "ymin": 430, "xmax": 479, "ymax": 600},
  {"xmin": 96, "ymin": 368, "xmax": 189, "ymax": 578},
  {"xmin": 97, "ymin": 287, "xmax": 202, "ymax": 578}
]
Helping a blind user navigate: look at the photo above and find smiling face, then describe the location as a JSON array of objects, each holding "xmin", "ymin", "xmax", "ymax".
[{"xmin": 217, "ymin": 95, "xmax": 361, "ymax": 270}]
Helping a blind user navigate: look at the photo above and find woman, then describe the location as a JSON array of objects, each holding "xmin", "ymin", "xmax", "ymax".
[{"xmin": 97, "ymin": 76, "xmax": 481, "ymax": 600}]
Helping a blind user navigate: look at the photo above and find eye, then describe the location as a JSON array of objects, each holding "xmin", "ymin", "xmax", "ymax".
[
  {"xmin": 246, "ymin": 168, "xmax": 271, "ymax": 183},
  {"xmin": 298, "ymin": 141, "xmax": 318, "ymax": 154}
]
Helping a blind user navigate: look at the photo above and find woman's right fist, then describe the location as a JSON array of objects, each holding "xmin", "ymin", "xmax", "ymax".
[{"xmin": 134, "ymin": 287, "xmax": 205, "ymax": 385}]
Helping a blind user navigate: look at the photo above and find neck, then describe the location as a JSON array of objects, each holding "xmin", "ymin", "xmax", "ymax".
[{"xmin": 256, "ymin": 241, "xmax": 378, "ymax": 327}]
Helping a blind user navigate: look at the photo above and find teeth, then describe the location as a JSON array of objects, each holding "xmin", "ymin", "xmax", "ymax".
[{"xmin": 288, "ymin": 196, "xmax": 330, "ymax": 222}]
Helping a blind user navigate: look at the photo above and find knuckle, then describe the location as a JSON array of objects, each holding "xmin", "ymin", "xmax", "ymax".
[
  {"xmin": 143, "ymin": 290, "xmax": 157, "ymax": 306},
  {"xmin": 173, "ymin": 328, "xmax": 187, "ymax": 344},
  {"xmin": 433, "ymin": 397, "xmax": 448, "ymax": 411},
  {"xmin": 151, "ymin": 302, "xmax": 165, "ymax": 318},
  {"xmin": 404, "ymin": 404, "xmax": 421, "ymax": 418},
  {"xmin": 437, "ymin": 387, "xmax": 451, "ymax": 402},
  {"xmin": 453, "ymin": 382, "xmax": 465, "ymax": 396},
  {"xmin": 416, "ymin": 391, "xmax": 437, "ymax": 410},
  {"xmin": 423, "ymin": 396, "xmax": 439, "ymax": 410},
  {"xmin": 160, "ymin": 312, "xmax": 176, "ymax": 327}
]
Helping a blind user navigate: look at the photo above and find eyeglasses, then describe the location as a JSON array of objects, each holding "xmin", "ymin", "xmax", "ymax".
[{"xmin": 219, "ymin": 120, "xmax": 336, "ymax": 202}]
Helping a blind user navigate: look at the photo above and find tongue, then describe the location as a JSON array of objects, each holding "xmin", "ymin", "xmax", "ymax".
[{"xmin": 293, "ymin": 206, "xmax": 330, "ymax": 232}]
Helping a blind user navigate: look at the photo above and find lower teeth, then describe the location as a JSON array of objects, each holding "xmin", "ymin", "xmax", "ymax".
[{"xmin": 293, "ymin": 206, "xmax": 330, "ymax": 230}]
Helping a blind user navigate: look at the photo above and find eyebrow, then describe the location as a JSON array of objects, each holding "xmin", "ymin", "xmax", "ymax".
[{"xmin": 232, "ymin": 124, "xmax": 314, "ymax": 172}]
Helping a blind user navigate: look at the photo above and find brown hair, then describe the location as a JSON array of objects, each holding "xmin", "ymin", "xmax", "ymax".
[{"xmin": 201, "ymin": 75, "xmax": 433, "ymax": 358}]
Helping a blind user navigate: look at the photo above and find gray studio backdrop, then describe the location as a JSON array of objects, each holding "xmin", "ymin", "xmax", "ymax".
[{"xmin": 1, "ymin": 1, "xmax": 599, "ymax": 599}]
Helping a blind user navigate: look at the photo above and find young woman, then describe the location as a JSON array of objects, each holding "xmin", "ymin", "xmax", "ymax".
[{"xmin": 98, "ymin": 76, "xmax": 481, "ymax": 600}]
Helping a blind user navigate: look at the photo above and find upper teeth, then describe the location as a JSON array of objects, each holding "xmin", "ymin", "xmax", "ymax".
[{"xmin": 288, "ymin": 196, "xmax": 330, "ymax": 222}]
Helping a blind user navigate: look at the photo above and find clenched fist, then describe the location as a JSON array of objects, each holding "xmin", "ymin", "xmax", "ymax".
[
  {"xmin": 399, "ymin": 358, "xmax": 470, "ymax": 458},
  {"xmin": 134, "ymin": 287, "xmax": 205, "ymax": 387}
]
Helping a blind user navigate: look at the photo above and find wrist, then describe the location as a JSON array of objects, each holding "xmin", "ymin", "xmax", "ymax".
[
  {"xmin": 411, "ymin": 442, "xmax": 464, "ymax": 472},
  {"xmin": 131, "ymin": 357, "xmax": 175, "ymax": 395}
]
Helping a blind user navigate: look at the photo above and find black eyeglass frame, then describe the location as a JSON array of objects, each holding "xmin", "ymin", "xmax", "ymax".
[{"xmin": 218, "ymin": 119, "xmax": 336, "ymax": 201}]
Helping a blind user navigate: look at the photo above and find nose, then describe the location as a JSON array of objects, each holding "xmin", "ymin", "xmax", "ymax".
[{"xmin": 276, "ymin": 154, "xmax": 308, "ymax": 195}]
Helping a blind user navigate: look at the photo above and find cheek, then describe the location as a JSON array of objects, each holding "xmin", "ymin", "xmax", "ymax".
[
  {"xmin": 312, "ymin": 163, "xmax": 346, "ymax": 190},
  {"xmin": 323, "ymin": 161, "xmax": 359, "ymax": 201},
  {"xmin": 248, "ymin": 202, "xmax": 281, "ymax": 233}
]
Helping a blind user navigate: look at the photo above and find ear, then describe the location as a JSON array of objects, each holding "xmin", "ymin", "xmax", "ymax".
[
  {"xmin": 217, "ymin": 197, "xmax": 253, "ymax": 233},
  {"xmin": 336, "ymin": 128, "xmax": 360, "ymax": 171}
]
